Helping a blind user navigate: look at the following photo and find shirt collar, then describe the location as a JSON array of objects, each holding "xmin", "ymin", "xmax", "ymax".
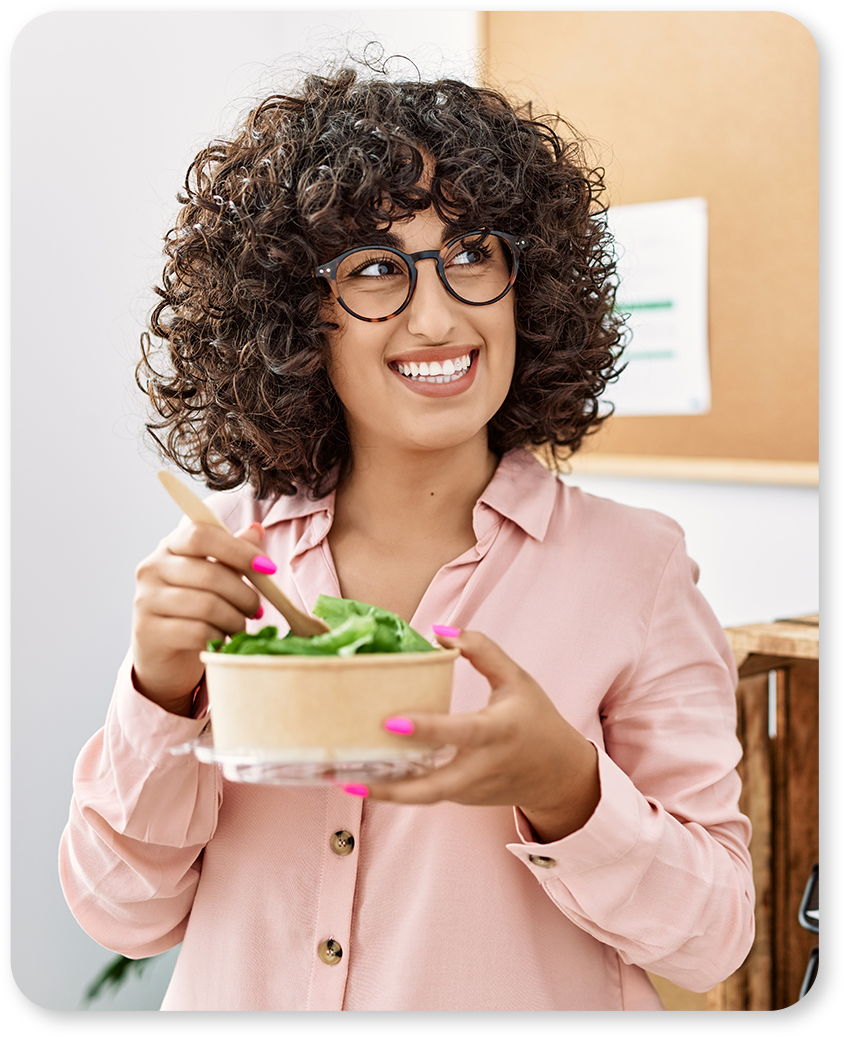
[
  {"xmin": 260, "ymin": 485, "xmax": 335, "ymax": 560},
  {"xmin": 262, "ymin": 487, "xmax": 334, "ymax": 529},
  {"xmin": 475, "ymin": 448, "xmax": 558, "ymax": 542},
  {"xmin": 259, "ymin": 447, "xmax": 558, "ymax": 547}
]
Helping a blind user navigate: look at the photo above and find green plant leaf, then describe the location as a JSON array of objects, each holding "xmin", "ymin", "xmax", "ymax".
[{"xmin": 82, "ymin": 953, "xmax": 155, "ymax": 1006}]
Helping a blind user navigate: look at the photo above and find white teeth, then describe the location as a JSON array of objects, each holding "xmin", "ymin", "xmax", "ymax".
[{"xmin": 395, "ymin": 352, "xmax": 473, "ymax": 382}]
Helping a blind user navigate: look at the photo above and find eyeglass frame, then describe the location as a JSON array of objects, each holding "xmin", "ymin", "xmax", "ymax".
[{"xmin": 312, "ymin": 229, "xmax": 528, "ymax": 323}]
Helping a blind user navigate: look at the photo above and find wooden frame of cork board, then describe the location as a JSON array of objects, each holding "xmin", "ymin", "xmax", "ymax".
[{"xmin": 478, "ymin": 11, "xmax": 818, "ymax": 487}]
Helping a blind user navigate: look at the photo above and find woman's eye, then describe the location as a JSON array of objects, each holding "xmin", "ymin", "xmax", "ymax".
[
  {"xmin": 451, "ymin": 249, "xmax": 483, "ymax": 266},
  {"xmin": 355, "ymin": 259, "xmax": 400, "ymax": 277},
  {"xmin": 452, "ymin": 248, "xmax": 479, "ymax": 265}
]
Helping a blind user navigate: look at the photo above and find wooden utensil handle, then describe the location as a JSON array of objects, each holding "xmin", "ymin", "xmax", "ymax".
[
  {"xmin": 245, "ymin": 570, "xmax": 330, "ymax": 636},
  {"xmin": 157, "ymin": 470, "xmax": 329, "ymax": 637}
]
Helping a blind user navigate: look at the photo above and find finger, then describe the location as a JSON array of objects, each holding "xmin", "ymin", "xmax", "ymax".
[
  {"xmin": 382, "ymin": 710, "xmax": 493, "ymax": 750},
  {"xmin": 133, "ymin": 615, "xmax": 229, "ymax": 655},
  {"xmin": 234, "ymin": 521, "xmax": 265, "ymax": 549},
  {"xmin": 153, "ymin": 554, "xmax": 261, "ymax": 619},
  {"xmin": 151, "ymin": 585, "xmax": 258, "ymax": 635},
  {"xmin": 167, "ymin": 519, "xmax": 275, "ymax": 579},
  {"xmin": 363, "ymin": 752, "xmax": 498, "ymax": 806},
  {"xmin": 364, "ymin": 774, "xmax": 448, "ymax": 805},
  {"xmin": 364, "ymin": 761, "xmax": 470, "ymax": 805},
  {"xmin": 434, "ymin": 629, "xmax": 525, "ymax": 690}
]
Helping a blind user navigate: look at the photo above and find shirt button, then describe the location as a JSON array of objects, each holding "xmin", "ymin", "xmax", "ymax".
[
  {"xmin": 330, "ymin": 831, "xmax": 355, "ymax": 856},
  {"xmin": 318, "ymin": 939, "xmax": 343, "ymax": 966},
  {"xmin": 528, "ymin": 854, "xmax": 557, "ymax": 868}
]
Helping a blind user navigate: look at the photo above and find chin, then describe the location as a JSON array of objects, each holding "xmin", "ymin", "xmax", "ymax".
[{"xmin": 406, "ymin": 420, "xmax": 492, "ymax": 455}]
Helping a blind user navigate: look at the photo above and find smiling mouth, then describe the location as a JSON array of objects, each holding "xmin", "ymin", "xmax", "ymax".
[{"xmin": 390, "ymin": 351, "xmax": 477, "ymax": 384}]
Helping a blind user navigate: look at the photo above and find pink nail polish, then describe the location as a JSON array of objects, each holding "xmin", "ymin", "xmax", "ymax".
[
  {"xmin": 432, "ymin": 624, "xmax": 461, "ymax": 638},
  {"xmin": 342, "ymin": 784, "xmax": 369, "ymax": 797},
  {"xmin": 384, "ymin": 717, "xmax": 414, "ymax": 735},
  {"xmin": 251, "ymin": 605, "xmax": 265, "ymax": 621},
  {"xmin": 252, "ymin": 555, "xmax": 277, "ymax": 574}
]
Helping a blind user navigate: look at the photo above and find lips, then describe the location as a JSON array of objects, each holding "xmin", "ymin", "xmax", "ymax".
[
  {"xmin": 392, "ymin": 351, "xmax": 473, "ymax": 382},
  {"xmin": 388, "ymin": 350, "xmax": 479, "ymax": 398}
]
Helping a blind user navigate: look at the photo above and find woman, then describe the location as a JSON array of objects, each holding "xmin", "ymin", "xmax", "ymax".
[{"xmin": 59, "ymin": 68, "xmax": 754, "ymax": 1010}]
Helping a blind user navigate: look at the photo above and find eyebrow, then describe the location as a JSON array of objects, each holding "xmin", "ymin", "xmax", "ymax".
[{"xmin": 363, "ymin": 223, "xmax": 478, "ymax": 253}]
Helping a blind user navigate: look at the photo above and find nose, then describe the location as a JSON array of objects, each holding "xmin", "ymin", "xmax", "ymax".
[{"xmin": 403, "ymin": 256, "xmax": 459, "ymax": 339}]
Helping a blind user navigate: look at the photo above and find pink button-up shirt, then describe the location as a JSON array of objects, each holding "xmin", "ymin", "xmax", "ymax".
[{"xmin": 59, "ymin": 449, "xmax": 754, "ymax": 1010}]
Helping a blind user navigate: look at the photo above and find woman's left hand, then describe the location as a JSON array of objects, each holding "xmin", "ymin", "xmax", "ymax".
[{"xmin": 358, "ymin": 630, "xmax": 601, "ymax": 842}]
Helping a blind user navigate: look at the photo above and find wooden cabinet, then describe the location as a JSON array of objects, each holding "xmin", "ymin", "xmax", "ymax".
[
  {"xmin": 711, "ymin": 617, "xmax": 819, "ymax": 1010},
  {"xmin": 653, "ymin": 616, "xmax": 818, "ymax": 1011}
]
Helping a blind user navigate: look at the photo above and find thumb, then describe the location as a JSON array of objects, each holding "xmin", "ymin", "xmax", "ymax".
[
  {"xmin": 235, "ymin": 521, "xmax": 265, "ymax": 550},
  {"xmin": 433, "ymin": 628, "xmax": 524, "ymax": 691}
]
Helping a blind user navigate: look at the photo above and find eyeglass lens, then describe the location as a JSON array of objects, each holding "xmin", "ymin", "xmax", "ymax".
[{"xmin": 334, "ymin": 233, "xmax": 514, "ymax": 320}]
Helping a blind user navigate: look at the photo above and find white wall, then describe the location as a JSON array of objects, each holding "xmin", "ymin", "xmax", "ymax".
[
  {"xmin": 10, "ymin": 10, "xmax": 479, "ymax": 1013},
  {"xmin": 8, "ymin": 7, "xmax": 820, "ymax": 1019}
]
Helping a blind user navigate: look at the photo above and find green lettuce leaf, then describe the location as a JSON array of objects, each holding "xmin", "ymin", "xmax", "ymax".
[
  {"xmin": 313, "ymin": 595, "xmax": 435, "ymax": 653},
  {"xmin": 208, "ymin": 596, "xmax": 436, "ymax": 656}
]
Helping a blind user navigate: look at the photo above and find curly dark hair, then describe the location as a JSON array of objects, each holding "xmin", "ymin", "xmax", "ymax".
[{"xmin": 137, "ymin": 66, "xmax": 625, "ymax": 499}]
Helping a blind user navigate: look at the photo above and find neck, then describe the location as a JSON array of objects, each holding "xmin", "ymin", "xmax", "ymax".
[{"xmin": 333, "ymin": 434, "xmax": 499, "ymax": 546}]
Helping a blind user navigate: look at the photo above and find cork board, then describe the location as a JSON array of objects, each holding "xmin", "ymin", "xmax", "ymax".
[{"xmin": 480, "ymin": 11, "xmax": 818, "ymax": 469}]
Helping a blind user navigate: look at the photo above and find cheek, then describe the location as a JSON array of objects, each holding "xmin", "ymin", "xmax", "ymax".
[
  {"xmin": 323, "ymin": 329, "xmax": 378, "ymax": 415},
  {"xmin": 321, "ymin": 311, "xmax": 350, "ymax": 390},
  {"xmin": 325, "ymin": 349, "xmax": 350, "ymax": 399},
  {"xmin": 490, "ymin": 303, "xmax": 517, "ymax": 371}
]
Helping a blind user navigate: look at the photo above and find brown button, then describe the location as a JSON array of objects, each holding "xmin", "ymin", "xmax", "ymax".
[
  {"xmin": 528, "ymin": 854, "xmax": 557, "ymax": 868},
  {"xmin": 318, "ymin": 939, "xmax": 343, "ymax": 965},
  {"xmin": 330, "ymin": 831, "xmax": 355, "ymax": 857}
]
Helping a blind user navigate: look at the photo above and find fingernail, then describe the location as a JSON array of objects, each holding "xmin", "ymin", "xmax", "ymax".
[
  {"xmin": 342, "ymin": 784, "xmax": 369, "ymax": 797},
  {"xmin": 252, "ymin": 555, "xmax": 277, "ymax": 574},
  {"xmin": 251, "ymin": 605, "xmax": 265, "ymax": 620},
  {"xmin": 432, "ymin": 624, "xmax": 461, "ymax": 638},
  {"xmin": 236, "ymin": 521, "xmax": 265, "ymax": 537},
  {"xmin": 384, "ymin": 717, "xmax": 414, "ymax": 735}
]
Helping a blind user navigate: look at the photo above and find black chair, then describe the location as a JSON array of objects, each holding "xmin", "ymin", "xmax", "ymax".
[{"xmin": 798, "ymin": 863, "xmax": 818, "ymax": 998}]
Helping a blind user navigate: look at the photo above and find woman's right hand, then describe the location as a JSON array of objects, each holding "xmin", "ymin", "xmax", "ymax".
[{"xmin": 130, "ymin": 520, "xmax": 270, "ymax": 715}]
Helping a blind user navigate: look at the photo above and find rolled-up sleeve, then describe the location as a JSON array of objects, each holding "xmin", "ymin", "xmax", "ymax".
[{"xmin": 507, "ymin": 535, "xmax": 754, "ymax": 992}]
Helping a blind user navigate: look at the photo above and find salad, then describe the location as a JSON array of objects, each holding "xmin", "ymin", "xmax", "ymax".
[{"xmin": 208, "ymin": 594, "xmax": 436, "ymax": 657}]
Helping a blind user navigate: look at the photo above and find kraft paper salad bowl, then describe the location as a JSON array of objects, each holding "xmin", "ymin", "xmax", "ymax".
[{"xmin": 198, "ymin": 646, "xmax": 460, "ymax": 761}]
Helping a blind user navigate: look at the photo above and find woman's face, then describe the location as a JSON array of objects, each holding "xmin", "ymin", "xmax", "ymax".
[{"xmin": 323, "ymin": 208, "xmax": 517, "ymax": 458}]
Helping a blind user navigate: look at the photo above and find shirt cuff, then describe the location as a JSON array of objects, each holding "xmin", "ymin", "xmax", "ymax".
[
  {"xmin": 506, "ymin": 742, "xmax": 647, "ymax": 878},
  {"xmin": 111, "ymin": 654, "xmax": 211, "ymax": 768}
]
